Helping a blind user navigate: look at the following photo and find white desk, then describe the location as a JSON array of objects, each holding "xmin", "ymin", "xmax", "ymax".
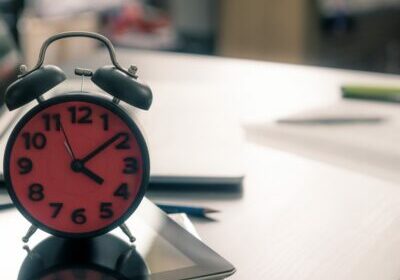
[{"xmin": 37, "ymin": 50, "xmax": 400, "ymax": 279}]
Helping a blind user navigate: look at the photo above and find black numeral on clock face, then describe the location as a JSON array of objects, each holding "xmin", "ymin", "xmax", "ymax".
[
  {"xmin": 42, "ymin": 113, "xmax": 61, "ymax": 131},
  {"xmin": 100, "ymin": 202, "xmax": 114, "ymax": 219},
  {"xmin": 28, "ymin": 183, "xmax": 44, "ymax": 201},
  {"xmin": 49, "ymin": 202, "xmax": 63, "ymax": 218},
  {"xmin": 68, "ymin": 106, "xmax": 92, "ymax": 124},
  {"xmin": 21, "ymin": 132, "xmax": 46, "ymax": 150},
  {"xmin": 123, "ymin": 157, "xmax": 138, "ymax": 174},
  {"xmin": 116, "ymin": 133, "xmax": 130, "ymax": 149},
  {"xmin": 71, "ymin": 208, "xmax": 87, "ymax": 224},
  {"xmin": 100, "ymin": 113, "xmax": 109, "ymax": 131},
  {"xmin": 17, "ymin": 157, "xmax": 32, "ymax": 174},
  {"xmin": 114, "ymin": 183, "xmax": 130, "ymax": 200}
]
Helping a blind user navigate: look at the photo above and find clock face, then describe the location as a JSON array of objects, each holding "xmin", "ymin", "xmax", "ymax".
[{"xmin": 4, "ymin": 95, "xmax": 149, "ymax": 237}]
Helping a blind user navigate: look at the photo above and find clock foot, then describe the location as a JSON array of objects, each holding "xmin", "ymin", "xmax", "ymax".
[
  {"xmin": 120, "ymin": 223, "xmax": 136, "ymax": 243},
  {"xmin": 22, "ymin": 225, "xmax": 38, "ymax": 243}
]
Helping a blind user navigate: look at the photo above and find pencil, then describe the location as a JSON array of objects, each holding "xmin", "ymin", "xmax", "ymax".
[{"xmin": 156, "ymin": 204, "xmax": 219, "ymax": 217}]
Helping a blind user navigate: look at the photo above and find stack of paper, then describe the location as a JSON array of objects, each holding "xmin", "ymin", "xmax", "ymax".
[{"xmin": 246, "ymin": 99, "xmax": 400, "ymax": 184}]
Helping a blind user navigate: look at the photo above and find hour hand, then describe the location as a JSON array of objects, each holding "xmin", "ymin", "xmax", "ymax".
[
  {"xmin": 71, "ymin": 160, "xmax": 104, "ymax": 185},
  {"xmin": 80, "ymin": 166, "xmax": 104, "ymax": 185}
]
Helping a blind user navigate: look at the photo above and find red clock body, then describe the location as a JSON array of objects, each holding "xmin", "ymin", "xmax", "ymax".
[{"xmin": 4, "ymin": 94, "xmax": 150, "ymax": 238}]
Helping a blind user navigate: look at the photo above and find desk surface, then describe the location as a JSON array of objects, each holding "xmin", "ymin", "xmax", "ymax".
[{"xmin": 48, "ymin": 50, "xmax": 400, "ymax": 279}]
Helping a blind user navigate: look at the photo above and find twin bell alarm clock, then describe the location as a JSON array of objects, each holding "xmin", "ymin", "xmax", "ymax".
[{"xmin": 3, "ymin": 31, "xmax": 152, "ymax": 242}]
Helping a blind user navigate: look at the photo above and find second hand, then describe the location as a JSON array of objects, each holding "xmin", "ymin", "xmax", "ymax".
[{"xmin": 60, "ymin": 122, "xmax": 76, "ymax": 160}]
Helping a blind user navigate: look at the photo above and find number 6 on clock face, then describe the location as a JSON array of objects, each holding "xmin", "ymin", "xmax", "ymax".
[{"xmin": 4, "ymin": 95, "xmax": 150, "ymax": 238}]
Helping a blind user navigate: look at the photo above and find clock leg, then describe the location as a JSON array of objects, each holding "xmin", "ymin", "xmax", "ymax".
[
  {"xmin": 120, "ymin": 223, "xmax": 136, "ymax": 243},
  {"xmin": 22, "ymin": 225, "xmax": 38, "ymax": 243}
]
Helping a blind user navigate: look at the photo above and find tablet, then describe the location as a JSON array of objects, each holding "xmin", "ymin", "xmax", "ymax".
[{"xmin": 0, "ymin": 198, "xmax": 235, "ymax": 279}]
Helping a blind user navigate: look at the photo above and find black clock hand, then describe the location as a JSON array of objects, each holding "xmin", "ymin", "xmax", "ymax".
[
  {"xmin": 81, "ymin": 133, "xmax": 123, "ymax": 163},
  {"xmin": 70, "ymin": 159, "xmax": 104, "ymax": 185},
  {"xmin": 61, "ymin": 122, "xmax": 104, "ymax": 185},
  {"xmin": 79, "ymin": 164, "xmax": 104, "ymax": 185}
]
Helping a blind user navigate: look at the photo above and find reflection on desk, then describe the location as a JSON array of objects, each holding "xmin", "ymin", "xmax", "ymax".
[{"xmin": 19, "ymin": 234, "xmax": 148, "ymax": 280}]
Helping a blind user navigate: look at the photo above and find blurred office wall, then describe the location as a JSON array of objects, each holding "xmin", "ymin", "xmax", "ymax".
[
  {"xmin": 218, "ymin": 0, "xmax": 400, "ymax": 74},
  {"xmin": 218, "ymin": 0, "xmax": 318, "ymax": 64},
  {"xmin": 2, "ymin": 0, "xmax": 400, "ymax": 74}
]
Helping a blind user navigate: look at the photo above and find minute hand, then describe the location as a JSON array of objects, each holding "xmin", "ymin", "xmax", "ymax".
[{"xmin": 81, "ymin": 133, "xmax": 123, "ymax": 163}]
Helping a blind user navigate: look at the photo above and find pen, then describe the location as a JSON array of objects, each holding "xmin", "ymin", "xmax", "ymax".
[
  {"xmin": 277, "ymin": 116, "xmax": 384, "ymax": 125},
  {"xmin": 156, "ymin": 204, "xmax": 219, "ymax": 218}
]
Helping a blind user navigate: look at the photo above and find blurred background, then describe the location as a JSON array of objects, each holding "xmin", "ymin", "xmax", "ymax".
[{"xmin": 2, "ymin": 0, "xmax": 400, "ymax": 73}]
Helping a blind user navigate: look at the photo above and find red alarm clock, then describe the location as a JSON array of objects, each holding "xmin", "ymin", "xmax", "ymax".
[{"xmin": 3, "ymin": 32, "xmax": 152, "ymax": 242}]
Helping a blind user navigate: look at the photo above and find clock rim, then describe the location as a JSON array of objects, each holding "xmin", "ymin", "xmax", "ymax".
[{"xmin": 4, "ymin": 93, "xmax": 150, "ymax": 239}]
